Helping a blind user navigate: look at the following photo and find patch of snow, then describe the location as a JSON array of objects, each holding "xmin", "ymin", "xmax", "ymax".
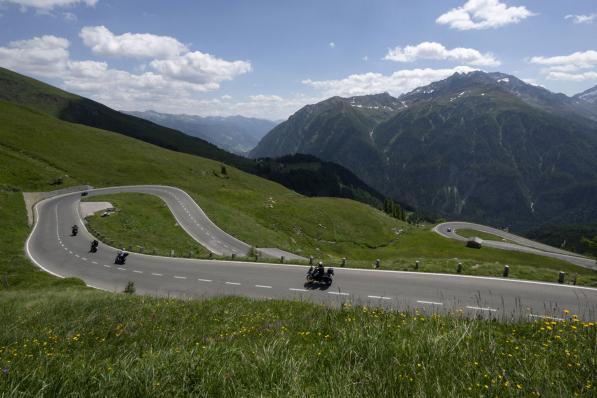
[{"xmin": 497, "ymin": 77, "xmax": 510, "ymax": 84}]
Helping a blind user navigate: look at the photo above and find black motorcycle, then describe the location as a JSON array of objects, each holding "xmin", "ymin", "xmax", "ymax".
[
  {"xmin": 306, "ymin": 265, "xmax": 334, "ymax": 286},
  {"xmin": 114, "ymin": 252, "xmax": 129, "ymax": 265},
  {"xmin": 71, "ymin": 225, "xmax": 78, "ymax": 236},
  {"xmin": 90, "ymin": 240, "xmax": 99, "ymax": 253}
]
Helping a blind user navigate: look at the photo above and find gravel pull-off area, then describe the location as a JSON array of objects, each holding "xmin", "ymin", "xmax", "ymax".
[{"xmin": 79, "ymin": 202, "xmax": 114, "ymax": 218}]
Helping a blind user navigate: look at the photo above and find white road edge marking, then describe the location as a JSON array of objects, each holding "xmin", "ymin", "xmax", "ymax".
[
  {"xmin": 225, "ymin": 282, "xmax": 241, "ymax": 285},
  {"xmin": 368, "ymin": 295, "xmax": 392, "ymax": 300},
  {"xmin": 466, "ymin": 305, "xmax": 497, "ymax": 312},
  {"xmin": 255, "ymin": 285, "xmax": 272, "ymax": 288},
  {"xmin": 197, "ymin": 278, "xmax": 212, "ymax": 282},
  {"xmin": 417, "ymin": 300, "xmax": 443, "ymax": 306}
]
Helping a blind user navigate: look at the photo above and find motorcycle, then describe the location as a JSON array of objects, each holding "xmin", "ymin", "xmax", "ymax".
[
  {"xmin": 71, "ymin": 225, "xmax": 78, "ymax": 236},
  {"xmin": 114, "ymin": 251, "xmax": 129, "ymax": 265},
  {"xmin": 90, "ymin": 240, "xmax": 99, "ymax": 253},
  {"xmin": 306, "ymin": 265, "xmax": 334, "ymax": 286}
]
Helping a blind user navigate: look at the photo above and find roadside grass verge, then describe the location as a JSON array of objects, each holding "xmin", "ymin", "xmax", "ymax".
[{"xmin": 0, "ymin": 291, "xmax": 595, "ymax": 397}]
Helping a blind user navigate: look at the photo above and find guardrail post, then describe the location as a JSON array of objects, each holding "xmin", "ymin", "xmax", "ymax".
[
  {"xmin": 280, "ymin": 256, "xmax": 285, "ymax": 264},
  {"xmin": 309, "ymin": 256, "xmax": 314, "ymax": 265},
  {"xmin": 374, "ymin": 259, "xmax": 380, "ymax": 269},
  {"xmin": 558, "ymin": 271, "xmax": 565, "ymax": 284},
  {"xmin": 231, "ymin": 253, "xmax": 236, "ymax": 260},
  {"xmin": 503, "ymin": 265, "xmax": 509, "ymax": 277},
  {"xmin": 415, "ymin": 260, "xmax": 419, "ymax": 271},
  {"xmin": 573, "ymin": 273, "xmax": 577, "ymax": 286},
  {"xmin": 341, "ymin": 258, "xmax": 346, "ymax": 267},
  {"xmin": 456, "ymin": 262, "xmax": 462, "ymax": 273},
  {"xmin": 170, "ymin": 250, "xmax": 175, "ymax": 257},
  {"xmin": 139, "ymin": 246, "xmax": 144, "ymax": 254}
]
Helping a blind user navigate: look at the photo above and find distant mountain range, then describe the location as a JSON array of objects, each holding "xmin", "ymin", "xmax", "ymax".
[
  {"xmin": 251, "ymin": 71, "xmax": 597, "ymax": 231},
  {"xmin": 125, "ymin": 110, "xmax": 277, "ymax": 155}
]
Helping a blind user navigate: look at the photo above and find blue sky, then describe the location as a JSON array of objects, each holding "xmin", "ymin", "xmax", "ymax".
[{"xmin": 1, "ymin": 0, "xmax": 596, "ymax": 119}]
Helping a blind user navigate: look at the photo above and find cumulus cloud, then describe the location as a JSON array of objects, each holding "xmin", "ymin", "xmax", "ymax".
[
  {"xmin": 530, "ymin": 50, "xmax": 597, "ymax": 81},
  {"xmin": 436, "ymin": 0, "xmax": 534, "ymax": 30},
  {"xmin": 565, "ymin": 13, "xmax": 597, "ymax": 24},
  {"xmin": 329, "ymin": 42, "xmax": 336, "ymax": 49},
  {"xmin": 0, "ymin": 35, "xmax": 70, "ymax": 77},
  {"xmin": 150, "ymin": 51, "xmax": 251, "ymax": 86},
  {"xmin": 80, "ymin": 26, "xmax": 188, "ymax": 58},
  {"xmin": 302, "ymin": 66, "xmax": 477, "ymax": 97},
  {"xmin": 1, "ymin": 0, "xmax": 97, "ymax": 10},
  {"xmin": 0, "ymin": 33, "xmax": 261, "ymax": 115},
  {"xmin": 384, "ymin": 41, "xmax": 500, "ymax": 66}
]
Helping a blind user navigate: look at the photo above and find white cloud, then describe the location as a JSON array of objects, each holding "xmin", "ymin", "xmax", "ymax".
[
  {"xmin": 565, "ymin": 13, "xmax": 597, "ymax": 24},
  {"xmin": 150, "ymin": 51, "xmax": 251, "ymax": 86},
  {"xmin": 436, "ymin": 0, "xmax": 534, "ymax": 30},
  {"xmin": 302, "ymin": 66, "xmax": 477, "ymax": 97},
  {"xmin": 362, "ymin": 55, "xmax": 368, "ymax": 62},
  {"xmin": 2, "ymin": 0, "xmax": 97, "ymax": 10},
  {"xmin": 329, "ymin": 42, "xmax": 336, "ymax": 49},
  {"xmin": 384, "ymin": 41, "xmax": 500, "ymax": 66},
  {"xmin": 530, "ymin": 50, "xmax": 597, "ymax": 81},
  {"xmin": 80, "ymin": 26, "xmax": 188, "ymax": 58},
  {"xmin": 0, "ymin": 35, "xmax": 70, "ymax": 77},
  {"xmin": 249, "ymin": 94, "xmax": 283, "ymax": 102}
]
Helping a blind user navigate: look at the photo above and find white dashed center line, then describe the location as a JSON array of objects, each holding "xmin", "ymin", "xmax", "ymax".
[
  {"xmin": 529, "ymin": 314, "xmax": 564, "ymax": 321},
  {"xmin": 117, "ymin": 267, "xmax": 126, "ymax": 271},
  {"xmin": 255, "ymin": 285, "xmax": 272, "ymax": 289},
  {"xmin": 174, "ymin": 276, "xmax": 187, "ymax": 280},
  {"xmin": 92, "ymin": 261, "xmax": 98, "ymax": 264},
  {"xmin": 74, "ymin": 254, "xmax": 79, "ymax": 258},
  {"xmin": 151, "ymin": 273, "xmax": 163, "ymax": 276},
  {"xmin": 197, "ymin": 278, "xmax": 212, "ymax": 282},
  {"xmin": 225, "ymin": 282, "xmax": 241, "ymax": 285},
  {"xmin": 466, "ymin": 306, "xmax": 497, "ymax": 312},
  {"xmin": 81, "ymin": 257, "xmax": 87, "ymax": 261},
  {"xmin": 133, "ymin": 270, "xmax": 143, "ymax": 274},
  {"xmin": 103, "ymin": 264, "xmax": 111, "ymax": 268},
  {"xmin": 368, "ymin": 295, "xmax": 392, "ymax": 300},
  {"xmin": 417, "ymin": 300, "xmax": 443, "ymax": 306}
]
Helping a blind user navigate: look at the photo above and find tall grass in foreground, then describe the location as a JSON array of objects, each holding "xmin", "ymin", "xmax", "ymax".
[{"xmin": 0, "ymin": 291, "xmax": 594, "ymax": 397}]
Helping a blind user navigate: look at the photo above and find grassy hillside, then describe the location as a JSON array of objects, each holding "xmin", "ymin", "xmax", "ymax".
[{"xmin": 0, "ymin": 67, "xmax": 247, "ymax": 168}]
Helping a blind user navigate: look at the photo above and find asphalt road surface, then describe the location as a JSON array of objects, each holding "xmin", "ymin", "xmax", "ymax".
[
  {"xmin": 434, "ymin": 222, "xmax": 597, "ymax": 270},
  {"xmin": 25, "ymin": 186, "xmax": 597, "ymax": 321}
]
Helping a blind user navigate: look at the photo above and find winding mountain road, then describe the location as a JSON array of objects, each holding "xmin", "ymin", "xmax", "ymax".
[
  {"xmin": 433, "ymin": 222, "xmax": 597, "ymax": 270},
  {"xmin": 25, "ymin": 186, "xmax": 597, "ymax": 321}
]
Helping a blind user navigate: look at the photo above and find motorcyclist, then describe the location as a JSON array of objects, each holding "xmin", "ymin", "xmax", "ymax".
[
  {"xmin": 90, "ymin": 239, "xmax": 99, "ymax": 252},
  {"xmin": 314, "ymin": 262, "xmax": 324, "ymax": 279},
  {"xmin": 71, "ymin": 225, "xmax": 78, "ymax": 236}
]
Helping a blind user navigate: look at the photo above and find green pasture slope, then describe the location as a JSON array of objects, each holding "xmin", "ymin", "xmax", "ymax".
[{"xmin": 0, "ymin": 93, "xmax": 596, "ymax": 396}]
